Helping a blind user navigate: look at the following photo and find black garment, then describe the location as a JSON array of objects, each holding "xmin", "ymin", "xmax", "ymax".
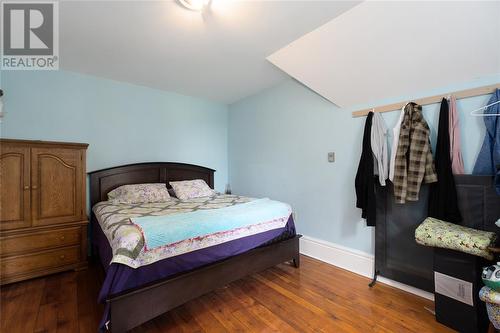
[
  {"xmin": 428, "ymin": 98, "xmax": 462, "ymax": 223},
  {"xmin": 496, "ymin": 165, "xmax": 500, "ymax": 195},
  {"xmin": 355, "ymin": 112, "xmax": 376, "ymax": 226}
]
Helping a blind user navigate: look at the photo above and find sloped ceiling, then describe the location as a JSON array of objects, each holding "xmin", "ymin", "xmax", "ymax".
[
  {"xmin": 59, "ymin": 0, "xmax": 360, "ymax": 104},
  {"xmin": 267, "ymin": 1, "xmax": 500, "ymax": 108}
]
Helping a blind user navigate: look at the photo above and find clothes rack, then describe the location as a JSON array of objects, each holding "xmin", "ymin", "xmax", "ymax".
[{"xmin": 352, "ymin": 83, "xmax": 500, "ymax": 117}]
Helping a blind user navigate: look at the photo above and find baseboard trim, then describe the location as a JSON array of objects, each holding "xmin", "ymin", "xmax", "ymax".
[{"xmin": 299, "ymin": 235, "xmax": 434, "ymax": 301}]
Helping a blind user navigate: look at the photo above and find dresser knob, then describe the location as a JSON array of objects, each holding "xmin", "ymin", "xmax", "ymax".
[
  {"xmin": 31, "ymin": 185, "xmax": 38, "ymax": 190},
  {"xmin": 60, "ymin": 236, "xmax": 65, "ymax": 241},
  {"xmin": 23, "ymin": 185, "xmax": 29, "ymax": 190},
  {"xmin": 60, "ymin": 255, "xmax": 65, "ymax": 260}
]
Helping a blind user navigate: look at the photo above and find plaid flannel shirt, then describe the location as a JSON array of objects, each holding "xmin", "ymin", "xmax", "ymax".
[{"xmin": 393, "ymin": 103, "xmax": 437, "ymax": 203}]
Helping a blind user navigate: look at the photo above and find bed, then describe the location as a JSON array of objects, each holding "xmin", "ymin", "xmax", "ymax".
[{"xmin": 89, "ymin": 162, "xmax": 300, "ymax": 332}]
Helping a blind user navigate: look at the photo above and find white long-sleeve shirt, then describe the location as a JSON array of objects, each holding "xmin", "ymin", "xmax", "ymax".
[
  {"xmin": 388, "ymin": 106, "xmax": 406, "ymax": 182},
  {"xmin": 371, "ymin": 112, "xmax": 388, "ymax": 186}
]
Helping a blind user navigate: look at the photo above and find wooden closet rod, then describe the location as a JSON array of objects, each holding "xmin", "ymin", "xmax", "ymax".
[{"xmin": 351, "ymin": 83, "xmax": 500, "ymax": 118}]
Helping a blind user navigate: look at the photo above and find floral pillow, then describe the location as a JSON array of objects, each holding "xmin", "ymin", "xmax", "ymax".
[
  {"xmin": 415, "ymin": 217, "xmax": 497, "ymax": 260},
  {"xmin": 169, "ymin": 179, "xmax": 216, "ymax": 200},
  {"xmin": 108, "ymin": 183, "xmax": 171, "ymax": 204}
]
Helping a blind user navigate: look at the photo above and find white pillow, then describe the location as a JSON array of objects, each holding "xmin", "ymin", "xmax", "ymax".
[
  {"xmin": 169, "ymin": 179, "xmax": 215, "ymax": 200},
  {"xmin": 108, "ymin": 183, "xmax": 170, "ymax": 203}
]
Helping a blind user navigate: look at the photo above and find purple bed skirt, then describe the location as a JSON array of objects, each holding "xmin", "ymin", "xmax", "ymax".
[{"xmin": 92, "ymin": 215, "xmax": 296, "ymax": 330}]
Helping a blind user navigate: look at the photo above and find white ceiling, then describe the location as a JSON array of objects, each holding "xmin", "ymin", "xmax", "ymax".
[
  {"xmin": 268, "ymin": 1, "xmax": 500, "ymax": 108},
  {"xmin": 59, "ymin": 0, "xmax": 360, "ymax": 104}
]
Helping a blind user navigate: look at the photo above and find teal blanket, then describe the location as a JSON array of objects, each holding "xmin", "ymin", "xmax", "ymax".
[{"xmin": 131, "ymin": 198, "xmax": 291, "ymax": 250}]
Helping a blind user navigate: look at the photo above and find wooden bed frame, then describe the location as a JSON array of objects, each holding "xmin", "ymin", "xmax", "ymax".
[{"xmin": 89, "ymin": 162, "xmax": 301, "ymax": 333}]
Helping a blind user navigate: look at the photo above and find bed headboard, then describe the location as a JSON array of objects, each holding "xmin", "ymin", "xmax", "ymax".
[{"xmin": 88, "ymin": 162, "xmax": 215, "ymax": 207}]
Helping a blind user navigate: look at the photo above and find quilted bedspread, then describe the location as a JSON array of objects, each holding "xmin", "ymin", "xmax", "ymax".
[{"xmin": 93, "ymin": 195, "xmax": 291, "ymax": 268}]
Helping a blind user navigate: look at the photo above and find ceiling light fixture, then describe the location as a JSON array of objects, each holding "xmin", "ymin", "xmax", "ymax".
[{"xmin": 178, "ymin": 0, "xmax": 210, "ymax": 11}]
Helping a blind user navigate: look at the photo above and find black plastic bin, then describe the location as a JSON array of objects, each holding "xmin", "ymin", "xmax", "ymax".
[{"xmin": 434, "ymin": 248, "xmax": 488, "ymax": 333}]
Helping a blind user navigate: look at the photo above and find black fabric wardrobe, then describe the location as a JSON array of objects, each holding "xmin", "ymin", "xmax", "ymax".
[{"xmin": 374, "ymin": 175, "xmax": 500, "ymax": 292}]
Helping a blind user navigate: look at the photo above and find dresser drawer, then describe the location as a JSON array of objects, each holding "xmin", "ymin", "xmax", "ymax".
[
  {"xmin": 0, "ymin": 226, "xmax": 81, "ymax": 256},
  {"xmin": 1, "ymin": 246, "xmax": 80, "ymax": 278}
]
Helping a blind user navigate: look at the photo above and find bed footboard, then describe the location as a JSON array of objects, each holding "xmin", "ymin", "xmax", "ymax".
[{"xmin": 108, "ymin": 235, "xmax": 301, "ymax": 333}]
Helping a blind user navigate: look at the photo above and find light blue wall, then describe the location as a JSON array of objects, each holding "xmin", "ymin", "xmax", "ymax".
[
  {"xmin": 228, "ymin": 78, "xmax": 499, "ymax": 254},
  {"xmin": 0, "ymin": 70, "xmax": 229, "ymax": 192},
  {"xmin": 2, "ymin": 68, "xmax": 498, "ymax": 254}
]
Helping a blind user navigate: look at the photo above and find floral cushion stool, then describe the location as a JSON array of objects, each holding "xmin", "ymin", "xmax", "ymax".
[{"xmin": 480, "ymin": 286, "xmax": 500, "ymax": 331}]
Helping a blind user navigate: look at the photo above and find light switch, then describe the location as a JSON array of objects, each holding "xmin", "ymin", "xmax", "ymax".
[{"xmin": 328, "ymin": 152, "xmax": 335, "ymax": 163}]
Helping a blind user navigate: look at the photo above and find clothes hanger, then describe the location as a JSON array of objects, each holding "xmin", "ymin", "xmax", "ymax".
[
  {"xmin": 470, "ymin": 100, "xmax": 500, "ymax": 117},
  {"xmin": 403, "ymin": 100, "xmax": 417, "ymax": 110}
]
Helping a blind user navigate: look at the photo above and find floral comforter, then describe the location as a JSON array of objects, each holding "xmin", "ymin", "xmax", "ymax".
[{"xmin": 93, "ymin": 195, "xmax": 290, "ymax": 268}]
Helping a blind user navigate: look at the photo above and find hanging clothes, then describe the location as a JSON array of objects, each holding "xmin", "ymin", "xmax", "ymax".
[
  {"xmin": 473, "ymin": 89, "xmax": 500, "ymax": 175},
  {"xmin": 448, "ymin": 95, "xmax": 465, "ymax": 174},
  {"xmin": 428, "ymin": 98, "xmax": 462, "ymax": 223},
  {"xmin": 371, "ymin": 112, "xmax": 388, "ymax": 186},
  {"xmin": 393, "ymin": 102, "xmax": 437, "ymax": 203},
  {"xmin": 388, "ymin": 106, "xmax": 405, "ymax": 182},
  {"xmin": 355, "ymin": 112, "xmax": 376, "ymax": 226}
]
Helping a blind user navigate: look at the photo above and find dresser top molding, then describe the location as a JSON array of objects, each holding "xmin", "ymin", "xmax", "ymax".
[{"xmin": 0, "ymin": 138, "xmax": 88, "ymax": 149}]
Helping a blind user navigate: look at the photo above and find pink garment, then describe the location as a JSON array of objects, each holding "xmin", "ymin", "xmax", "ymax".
[{"xmin": 448, "ymin": 95, "xmax": 465, "ymax": 174}]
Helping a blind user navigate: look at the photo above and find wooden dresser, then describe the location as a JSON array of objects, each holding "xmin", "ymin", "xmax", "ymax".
[{"xmin": 0, "ymin": 139, "xmax": 88, "ymax": 285}]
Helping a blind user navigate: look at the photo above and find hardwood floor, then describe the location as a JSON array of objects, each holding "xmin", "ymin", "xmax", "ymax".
[{"xmin": 0, "ymin": 255, "xmax": 454, "ymax": 333}]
